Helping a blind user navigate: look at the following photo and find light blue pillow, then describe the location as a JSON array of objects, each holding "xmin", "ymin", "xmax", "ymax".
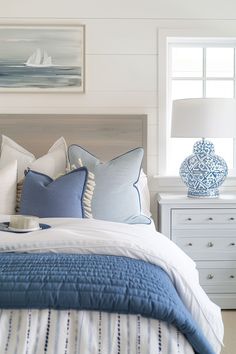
[
  {"xmin": 20, "ymin": 167, "xmax": 89, "ymax": 218},
  {"xmin": 68, "ymin": 146, "xmax": 151, "ymax": 224}
]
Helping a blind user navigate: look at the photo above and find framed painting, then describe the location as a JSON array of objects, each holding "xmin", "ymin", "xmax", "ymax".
[{"xmin": 0, "ymin": 24, "xmax": 85, "ymax": 92}]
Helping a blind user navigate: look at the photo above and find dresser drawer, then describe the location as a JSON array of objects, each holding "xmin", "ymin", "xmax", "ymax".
[
  {"xmin": 197, "ymin": 261, "xmax": 236, "ymax": 293},
  {"xmin": 175, "ymin": 237, "xmax": 236, "ymax": 261},
  {"xmin": 172, "ymin": 208, "xmax": 236, "ymax": 229}
]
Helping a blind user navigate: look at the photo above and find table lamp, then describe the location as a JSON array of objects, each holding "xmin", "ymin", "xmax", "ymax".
[{"xmin": 171, "ymin": 98, "xmax": 236, "ymax": 198}]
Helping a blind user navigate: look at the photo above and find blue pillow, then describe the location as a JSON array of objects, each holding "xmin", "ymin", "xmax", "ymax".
[
  {"xmin": 68, "ymin": 146, "xmax": 151, "ymax": 224},
  {"xmin": 20, "ymin": 167, "xmax": 89, "ymax": 218}
]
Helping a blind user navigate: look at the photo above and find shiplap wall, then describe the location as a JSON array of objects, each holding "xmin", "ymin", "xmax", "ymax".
[
  {"xmin": 1, "ymin": 0, "xmax": 236, "ymax": 19},
  {"xmin": 1, "ymin": 0, "xmax": 236, "ymax": 221}
]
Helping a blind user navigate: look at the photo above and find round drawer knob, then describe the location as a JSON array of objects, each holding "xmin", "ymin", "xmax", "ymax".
[
  {"xmin": 230, "ymin": 242, "xmax": 235, "ymax": 246},
  {"xmin": 187, "ymin": 218, "xmax": 192, "ymax": 221},
  {"xmin": 207, "ymin": 242, "xmax": 214, "ymax": 248},
  {"xmin": 188, "ymin": 242, "xmax": 193, "ymax": 246},
  {"xmin": 230, "ymin": 275, "xmax": 235, "ymax": 279},
  {"xmin": 229, "ymin": 217, "xmax": 235, "ymax": 221},
  {"xmin": 208, "ymin": 217, "xmax": 213, "ymax": 221},
  {"xmin": 207, "ymin": 274, "xmax": 214, "ymax": 280}
]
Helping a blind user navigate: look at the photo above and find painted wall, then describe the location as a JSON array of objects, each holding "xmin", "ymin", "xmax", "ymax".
[
  {"xmin": 1, "ymin": 1, "xmax": 236, "ymax": 220},
  {"xmin": 1, "ymin": 0, "xmax": 236, "ymax": 19}
]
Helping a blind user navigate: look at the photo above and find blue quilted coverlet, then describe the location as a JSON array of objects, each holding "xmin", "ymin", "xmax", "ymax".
[{"xmin": 0, "ymin": 253, "xmax": 214, "ymax": 354}]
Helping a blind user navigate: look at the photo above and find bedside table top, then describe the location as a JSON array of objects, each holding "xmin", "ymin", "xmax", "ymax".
[{"xmin": 157, "ymin": 192, "xmax": 236, "ymax": 205}]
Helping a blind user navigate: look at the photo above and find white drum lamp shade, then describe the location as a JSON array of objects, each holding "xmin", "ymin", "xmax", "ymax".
[
  {"xmin": 171, "ymin": 98, "xmax": 236, "ymax": 138},
  {"xmin": 171, "ymin": 98, "xmax": 236, "ymax": 198}
]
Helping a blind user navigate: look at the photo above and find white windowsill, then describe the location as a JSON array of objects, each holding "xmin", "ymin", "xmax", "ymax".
[{"xmin": 149, "ymin": 175, "xmax": 236, "ymax": 192}]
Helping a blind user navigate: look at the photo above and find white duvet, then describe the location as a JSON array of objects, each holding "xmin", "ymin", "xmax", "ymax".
[{"xmin": 0, "ymin": 217, "xmax": 223, "ymax": 353}]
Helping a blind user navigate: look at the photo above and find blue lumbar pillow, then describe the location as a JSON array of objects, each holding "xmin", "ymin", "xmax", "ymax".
[
  {"xmin": 68, "ymin": 146, "xmax": 151, "ymax": 224},
  {"xmin": 20, "ymin": 167, "xmax": 90, "ymax": 218}
]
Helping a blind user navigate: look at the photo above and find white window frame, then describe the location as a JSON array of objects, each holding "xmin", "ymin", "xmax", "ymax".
[
  {"xmin": 157, "ymin": 28, "xmax": 236, "ymax": 190},
  {"xmin": 169, "ymin": 43, "xmax": 236, "ymax": 175}
]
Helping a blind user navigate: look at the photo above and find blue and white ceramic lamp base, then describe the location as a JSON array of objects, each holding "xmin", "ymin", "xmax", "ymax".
[{"xmin": 179, "ymin": 139, "xmax": 228, "ymax": 198}]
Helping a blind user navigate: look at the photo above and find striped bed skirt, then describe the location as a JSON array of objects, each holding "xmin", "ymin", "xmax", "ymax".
[{"xmin": 0, "ymin": 309, "xmax": 195, "ymax": 354}]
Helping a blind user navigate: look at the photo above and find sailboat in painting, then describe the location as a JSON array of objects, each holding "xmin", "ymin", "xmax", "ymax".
[{"xmin": 25, "ymin": 48, "xmax": 53, "ymax": 68}]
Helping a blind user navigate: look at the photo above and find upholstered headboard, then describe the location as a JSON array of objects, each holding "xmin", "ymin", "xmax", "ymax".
[{"xmin": 0, "ymin": 114, "xmax": 147, "ymax": 170}]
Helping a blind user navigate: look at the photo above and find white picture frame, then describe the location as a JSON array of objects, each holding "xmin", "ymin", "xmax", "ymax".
[{"xmin": 0, "ymin": 22, "xmax": 85, "ymax": 92}]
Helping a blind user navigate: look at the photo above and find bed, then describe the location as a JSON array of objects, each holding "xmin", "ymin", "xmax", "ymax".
[{"xmin": 0, "ymin": 114, "xmax": 223, "ymax": 354}]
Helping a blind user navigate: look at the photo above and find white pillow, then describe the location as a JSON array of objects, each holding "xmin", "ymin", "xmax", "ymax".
[
  {"xmin": 0, "ymin": 160, "xmax": 17, "ymax": 214},
  {"xmin": 0, "ymin": 136, "xmax": 68, "ymax": 181},
  {"xmin": 137, "ymin": 169, "xmax": 152, "ymax": 218}
]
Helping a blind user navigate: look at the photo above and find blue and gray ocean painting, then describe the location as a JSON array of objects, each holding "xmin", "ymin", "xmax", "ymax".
[{"xmin": 0, "ymin": 60, "xmax": 82, "ymax": 88}]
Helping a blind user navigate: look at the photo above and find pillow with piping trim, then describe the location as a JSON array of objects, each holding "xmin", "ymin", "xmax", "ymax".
[{"xmin": 68, "ymin": 146, "xmax": 151, "ymax": 224}]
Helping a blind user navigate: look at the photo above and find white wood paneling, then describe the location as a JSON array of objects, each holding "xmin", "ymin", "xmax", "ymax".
[
  {"xmin": 0, "ymin": 92, "xmax": 156, "ymax": 108},
  {"xmin": 147, "ymin": 155, "xmax": 158, "ymax": 176},
  {"xmin": 1, "ymin": 0, "xmax": 236, "ymax": 19},
  {"xmin": 86, "ymin": 55, "xmax": 157, "ymax": 91},
  {"xmin": 85, "ymin": 19, "xmax": 158, "ymax": 55},
  {"xmin": 147, "ymin": 124, "xmax": 158, "ymax": 154}
]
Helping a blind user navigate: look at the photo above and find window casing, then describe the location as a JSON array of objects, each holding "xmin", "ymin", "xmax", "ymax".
[{"xmin": 159, "ymin": 35, "xmax": 236, "ymax": 177}]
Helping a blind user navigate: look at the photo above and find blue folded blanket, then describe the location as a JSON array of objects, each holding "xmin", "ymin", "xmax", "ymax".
[{"xmin": 0, "ymin": 253, "xmax": 214, "ymax": 354}]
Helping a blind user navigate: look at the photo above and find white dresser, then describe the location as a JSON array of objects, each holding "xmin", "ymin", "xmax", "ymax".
[{"xmin": 157, "ymin": 192, "xmax": 236, "ymax": 309}]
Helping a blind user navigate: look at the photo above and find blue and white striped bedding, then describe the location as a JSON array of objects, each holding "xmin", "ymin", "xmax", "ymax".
[
  {"xmin": 0, "ymin": 309, "xmax": 195, "ymax": 354},
  {"xmin": 0, "ymin": 217, "xmax": 224, "ymax": 354}
]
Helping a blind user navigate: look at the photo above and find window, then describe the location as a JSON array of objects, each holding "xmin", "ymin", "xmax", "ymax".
[{"xmin": 165, "ymin": 40, "xmax": 236, "ymax": 176}]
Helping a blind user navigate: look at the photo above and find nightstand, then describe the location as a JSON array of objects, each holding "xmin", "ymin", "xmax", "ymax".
[{"xmin": 157, "ymin": 192, "xmax": 236, "ymax": 309}]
